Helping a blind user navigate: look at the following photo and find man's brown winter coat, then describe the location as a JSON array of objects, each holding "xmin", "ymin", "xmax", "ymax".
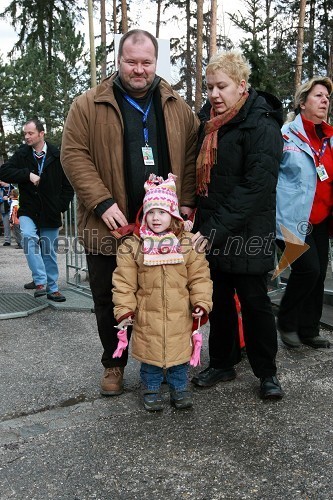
[
  {"xmin": 61, "ymin": 74, "xmax": 199, "ymax": 254},
  {"xmin": 112, "ymin": 233, "xmax": 213, "ymax": 368}
]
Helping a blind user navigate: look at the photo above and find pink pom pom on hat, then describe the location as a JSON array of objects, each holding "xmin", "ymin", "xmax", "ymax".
[{"xmin": 142, "ymin": 173, "xmax": 184, "ymax": 224}]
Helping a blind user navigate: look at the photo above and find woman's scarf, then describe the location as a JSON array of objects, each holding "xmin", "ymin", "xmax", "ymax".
[
  {"xmin": 196, "ymin": 92, "xmax": 249, "ymax": 197},
  {"xmin": 139, "ymin": 225, "xmax": 184, "ymax": 266}
]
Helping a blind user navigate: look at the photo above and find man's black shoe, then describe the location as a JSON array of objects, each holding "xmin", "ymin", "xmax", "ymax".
[
  {"xmin": 47, "ymin": 291, "xmax": 66, "ymax": 302},
  {"xmin": 24, "ymin": 281, "xmax": 36, "ymax": 290},
  {"xmin": 260, "ymin": 376, "xmax": 284, "ymax": 400},
  {"xmin": 34, "ymin": 285, "xmax": 47, "ymax": 298},
  {"xmin": 301, "ymin": 336, "xmax": 331, "ymax": 349},
  {"xmin": 191, "ymin": 366, "xmax": 236, "ymax": 387}
]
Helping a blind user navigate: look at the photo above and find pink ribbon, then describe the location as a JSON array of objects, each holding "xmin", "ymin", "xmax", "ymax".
[
  {"xmin": 112, "ymin": 328, "xmax": 128, "ymax": 358},
  {"xmin": 190, "ymin": 330, "xmax": 203, "ymax": 367}
]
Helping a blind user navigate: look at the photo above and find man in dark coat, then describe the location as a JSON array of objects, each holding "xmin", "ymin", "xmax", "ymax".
[{"xmin": 0, "ymin": 118, "xmax": 74, "ymax": 302}]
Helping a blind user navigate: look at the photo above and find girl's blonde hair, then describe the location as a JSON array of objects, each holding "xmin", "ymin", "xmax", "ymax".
[
  {"xmin": 206, "ymin": 50, "xmax": 251, "ymax": 88},
  {"xmin": 169, "ymin": 216, "xmax": 184, "ymax": 236}
]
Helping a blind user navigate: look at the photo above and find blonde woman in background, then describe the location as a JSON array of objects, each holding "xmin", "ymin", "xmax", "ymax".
[{"xmin": 276, "ymin": 77, "xmax": 333, "ymax": 349}]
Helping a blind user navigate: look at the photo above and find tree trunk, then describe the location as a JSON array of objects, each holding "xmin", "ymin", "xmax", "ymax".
[
  {"xmin": 113, "ymin": 0, "xmax": 117, "ymax": 34},
  {"xmin": 101, "ymin": 0, "xmax": 107, "ymax": 80},
  {"xmin": 209, "ymin": 0, "xmax": 217, "ymax": 58},
  {"xmin": 156, "ymin": 0, "xmax": 161, "ymax": 38},
  {"xmin": 328, "ymin": 40, "xmax": 333, "ymax": 81},
  {"xmin": 47, "ymin": 0, "xmax": 54, "ymax": 70},
  {"xmin": 88, "ymin": 0, "xmax": 97, "ymax": 87},
  {"xmin": 295, "ymin": 0, "xmax": 306, "ymax": 90},
  {"xmin": 45, "ymin": 0, "xmax": 55, "ymax": 133},
  {"xmin": 308, "ymin": 0, "xmax": 316, "ymax": 78},
  {"xmin": 185, "ymin": 0, "xmax": 193, "ymax": 106},
  {"xmin": 121, "ymin": 0, "xmax": 128, "ymax": 33},
  {"xmin": 323, "ymin": 0, "xmax": 330, "ymax": 75},
  {"xmin": 195, "ymin": 0, "xmax": 203, "ymax": 113},
  {"xmin": 0, "ymin": 113, "xmax": 6, "ymax": 162},
  {"xmin": 265, "ymin": 0, "xmax": 271, "ymax": 55}
]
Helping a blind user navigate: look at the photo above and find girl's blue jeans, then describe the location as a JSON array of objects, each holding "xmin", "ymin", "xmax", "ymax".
[{"xmin": 140, "ymin": 362, "xmax": 189, "ymax": 392}]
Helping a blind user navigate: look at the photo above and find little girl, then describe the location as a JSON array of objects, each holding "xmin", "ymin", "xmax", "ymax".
[{"xmin": 112, "ymin": 174, "xmax": 213, "ymax": 411}]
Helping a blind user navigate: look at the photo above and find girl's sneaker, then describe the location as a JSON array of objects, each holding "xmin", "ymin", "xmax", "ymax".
[
  {"xmin": 142, "ymin": 391, "xmax": 163, "ymax": 412},
  {"xmin": 170, "ymin": 390, "xmax": 193, "ymax": 410}
]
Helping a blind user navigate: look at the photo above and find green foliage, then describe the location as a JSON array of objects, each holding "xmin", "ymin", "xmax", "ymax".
[
  {"xmin": 1, "ymin": 0, "xmax": 83, "ymax": 60},
  {"xmin": 0, "ymin": 4, "xmax": 89, "ymax": 155},
  {"xmin": 229, "ymin": 0, "xmax": 333, "ymax": 121},
  {"xmin": 241, "ymin": 38, "xmax": 267, "ymax": 90},
  {"xmin": 229, "ymin": 0, "xmax": 271, "ymax": 85},
  {"xmin": 228, "ymin": 0, "xmax": 268, "ymax": 43}
]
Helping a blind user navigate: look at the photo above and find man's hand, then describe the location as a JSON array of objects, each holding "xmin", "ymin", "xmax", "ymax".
[
  {"xmin": 101, "ymin": 203, "xmax": 128, "ymax": 231},
  {"xmin": 30, "ymin": 172, "xmax": 40, "ymax": 186}
]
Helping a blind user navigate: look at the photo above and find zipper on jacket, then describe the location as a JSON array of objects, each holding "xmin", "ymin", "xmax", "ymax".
[{"xmin": 162, "ymin": 265, "xmax": 167, "ymax": 368}]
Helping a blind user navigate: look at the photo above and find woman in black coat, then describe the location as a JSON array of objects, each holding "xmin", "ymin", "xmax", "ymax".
[{"xmin": 191, "ymin": 50, "xmax": 284, "ymax": 399}]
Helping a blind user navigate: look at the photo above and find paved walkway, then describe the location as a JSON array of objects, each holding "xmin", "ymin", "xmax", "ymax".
[{"xmin": 1, "ymin": 236, "xmax": 333, "ymax": 499}]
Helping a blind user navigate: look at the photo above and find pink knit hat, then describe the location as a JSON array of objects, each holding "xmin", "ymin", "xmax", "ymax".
[{"xmin": 142, "ymin": 173, "xmax": 184, "ymax": 225}]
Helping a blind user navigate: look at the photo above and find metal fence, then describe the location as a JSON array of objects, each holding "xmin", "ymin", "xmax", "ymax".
[{"xmin": 64, "ymin": 196, "xmax": 91, "ymax": 297}]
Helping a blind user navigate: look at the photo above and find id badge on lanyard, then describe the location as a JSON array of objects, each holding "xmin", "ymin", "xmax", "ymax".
[
  {"xmin": 124, "ymin": 94, "xmax": 155, "ymax": 166},
  {"xmin": 315, "ymin": 139, "xmax": 329, "ymax": 182},
  {"xmin": 316, "ymin": 164, "xmax": 329, "ymax": 181},
  {"xmin": 292, "ymin": 130, "xmax": 330, "ymax": 182},
  {"xmin": 142, "ymin": 146, "xmax": 155, "ymax": 165}
]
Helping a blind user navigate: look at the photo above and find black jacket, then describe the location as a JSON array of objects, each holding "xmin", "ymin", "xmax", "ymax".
[
  {"xmin": 195, "ymin": 88, "xmax": 283, "ymax": 274},
  {"xmin": 0, "ymin": 142, "xmax": 74, "ymax": 228}
]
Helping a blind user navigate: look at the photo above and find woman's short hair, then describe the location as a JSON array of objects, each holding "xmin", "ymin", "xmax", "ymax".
[
  {"xmin": 206, "ymin": 50, "xmax": 251, "ymax": 87},
  {"xmin": 295, "ymin": 76, "xmax": 333, "ymax": 113}
]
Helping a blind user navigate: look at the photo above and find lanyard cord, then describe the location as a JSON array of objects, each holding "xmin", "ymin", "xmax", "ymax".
[
  {"xmin": 291, "ymin": 129, "xmax": 329, "ymax": 166},
  {"xmin": 33, "ymin": 152, "xmax": 46, "ymax": 175},
  {"xmin": 123, "ymin": 94, "xmax": 153, "ymax": 146}
]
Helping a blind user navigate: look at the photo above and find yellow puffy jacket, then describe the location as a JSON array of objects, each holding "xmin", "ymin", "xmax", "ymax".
[{"xmin": 112, "ymin": 232, "xmax": 213, "ymax": 368}]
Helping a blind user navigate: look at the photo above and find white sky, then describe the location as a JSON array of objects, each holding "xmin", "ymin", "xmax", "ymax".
[{"xmin": 0, "ymin": 0, "xmax": 242, "ymax": 61}]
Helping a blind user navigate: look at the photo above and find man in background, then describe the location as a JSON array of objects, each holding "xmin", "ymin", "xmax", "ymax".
[{"xmin": 0, "ymin": 118, "xmax": 74, "ymax": 302}]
